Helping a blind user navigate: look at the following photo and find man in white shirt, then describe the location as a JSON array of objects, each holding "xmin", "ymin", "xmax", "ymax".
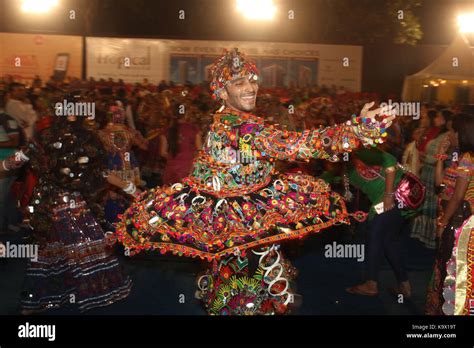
[{"xmin": 5, "ymin": 83, "xmax": 37, "ymax": 141}]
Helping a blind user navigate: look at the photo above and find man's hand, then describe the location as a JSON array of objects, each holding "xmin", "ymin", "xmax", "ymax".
[
  {"xmin": 105, "ymin": 173, "xmax": 142, "ymax": 196},
  {"xmin": 359, "ymin": 101, "xmax": 396, "ymax": 129},
  {"xmin": 106, "ymin": 172, "xmax": 126, "ymax": 189}
]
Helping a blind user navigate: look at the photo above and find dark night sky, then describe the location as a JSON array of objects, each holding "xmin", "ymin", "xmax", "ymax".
[{"xmin": 0, "ymin": 0, "xmax": 472, "ymax": 45}]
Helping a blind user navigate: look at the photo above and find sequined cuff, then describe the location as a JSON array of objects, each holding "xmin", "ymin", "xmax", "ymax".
[
  {"xmin": 350, "ymin": 114, "xmax": 388, "ymax": 146},
  {"xmin": 254, "ymin": 122, "xmax": 362, "ymax": 162}
]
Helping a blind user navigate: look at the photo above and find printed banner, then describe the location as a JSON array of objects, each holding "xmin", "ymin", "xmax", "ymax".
[
  {"xmin": 87, "ymin": 37, "xmax": 362, "ymax": 91},
  {"xmin": 162, "ymin": 39, "xmax": 362, "ymax": 91},
  {"xmin": 86, "ymin": 37, "xmax": 163, "ymax": 83}
]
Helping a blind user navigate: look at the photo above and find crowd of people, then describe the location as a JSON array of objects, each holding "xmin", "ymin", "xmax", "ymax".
[{"xmin": 0, "ymin": 59, "xmax": 473, "ymax": 316}]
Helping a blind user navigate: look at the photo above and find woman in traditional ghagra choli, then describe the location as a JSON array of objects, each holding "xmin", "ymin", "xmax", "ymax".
[
  {"xmin": 443, "ymin": 215, "xmax": 474, "ymax": 315},
  {"xmin": 98, "ymin": 102, "xmax": 148, "ymax": 187},
  {"xmin": 1, "ymin": 109, "xmax": 133, "ymax": 314},
  {"xmin": 115, "ymin": 49, "xmax": 395, "ymax": 315},
  {"xmin": 98, "ymin": 102, "xmax": 148, "ymax": 225},
  {"xmin": 425, "ymin": 115, "xmax": 470, "ymax": 315},
  {"xmin": 439, "ymin": 114, "xmax": 474, "ymax": 315},
  {"xmin": 411, "ymin": 111, "xmax": 450, "ymax": 249}
]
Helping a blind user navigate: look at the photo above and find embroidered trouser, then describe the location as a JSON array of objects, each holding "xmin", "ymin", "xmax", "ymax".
[{"xmin": 195, "ymin": 244, "xmax": 298, "ymax": 315}]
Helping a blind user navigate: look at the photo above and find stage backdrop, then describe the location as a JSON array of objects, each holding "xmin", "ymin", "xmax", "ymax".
[
  {"xmin": 0, "ymin": 32, "xmax": 83, "ymax": 84},
  {"xmin": 87, "ymin": 37, "xmax": 362, "ymax": 91}
]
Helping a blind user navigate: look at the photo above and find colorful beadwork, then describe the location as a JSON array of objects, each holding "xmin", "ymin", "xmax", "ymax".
[
  {"xmin": 114, "ymin": 107, "xmax": 385, "ymax": 261},
  {"xmin": 196, "ymin": 245, "xmax": 298, "ymax": 315}
]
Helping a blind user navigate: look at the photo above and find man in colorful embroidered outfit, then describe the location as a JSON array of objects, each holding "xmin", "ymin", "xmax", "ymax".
[{"xmin": 116, "ymin": 48, "xmax": 395, "ymax": 315}]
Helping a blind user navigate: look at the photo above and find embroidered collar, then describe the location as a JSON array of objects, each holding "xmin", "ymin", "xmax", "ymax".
[{"xmin": 214, "ymin": 107, "xmax": 263, "ymax": 125}]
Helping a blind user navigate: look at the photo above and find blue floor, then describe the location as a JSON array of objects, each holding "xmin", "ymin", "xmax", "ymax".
[{"xmin": 0, "ymin": 222, "xmax": 436, "ymax": 315}]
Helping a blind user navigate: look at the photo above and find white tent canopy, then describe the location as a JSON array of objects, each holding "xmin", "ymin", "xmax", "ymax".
[{"xmin": 402, "ymin": 34, "xmax": 474, "ymax": 102}]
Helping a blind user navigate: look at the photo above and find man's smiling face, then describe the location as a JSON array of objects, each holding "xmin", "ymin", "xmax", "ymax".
[{"xmin": 219, "ymin": 75, "xmax": 259, "ymax": 112}]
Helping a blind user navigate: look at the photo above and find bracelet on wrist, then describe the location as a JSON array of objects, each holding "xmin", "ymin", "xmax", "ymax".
[
  {"xmin": 17, "ymin": 150, "xmax": 29, "ymax": 161},
  {"xmin": 123, "ymin": 181, "xmax": 137, "ymax": 195}
]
